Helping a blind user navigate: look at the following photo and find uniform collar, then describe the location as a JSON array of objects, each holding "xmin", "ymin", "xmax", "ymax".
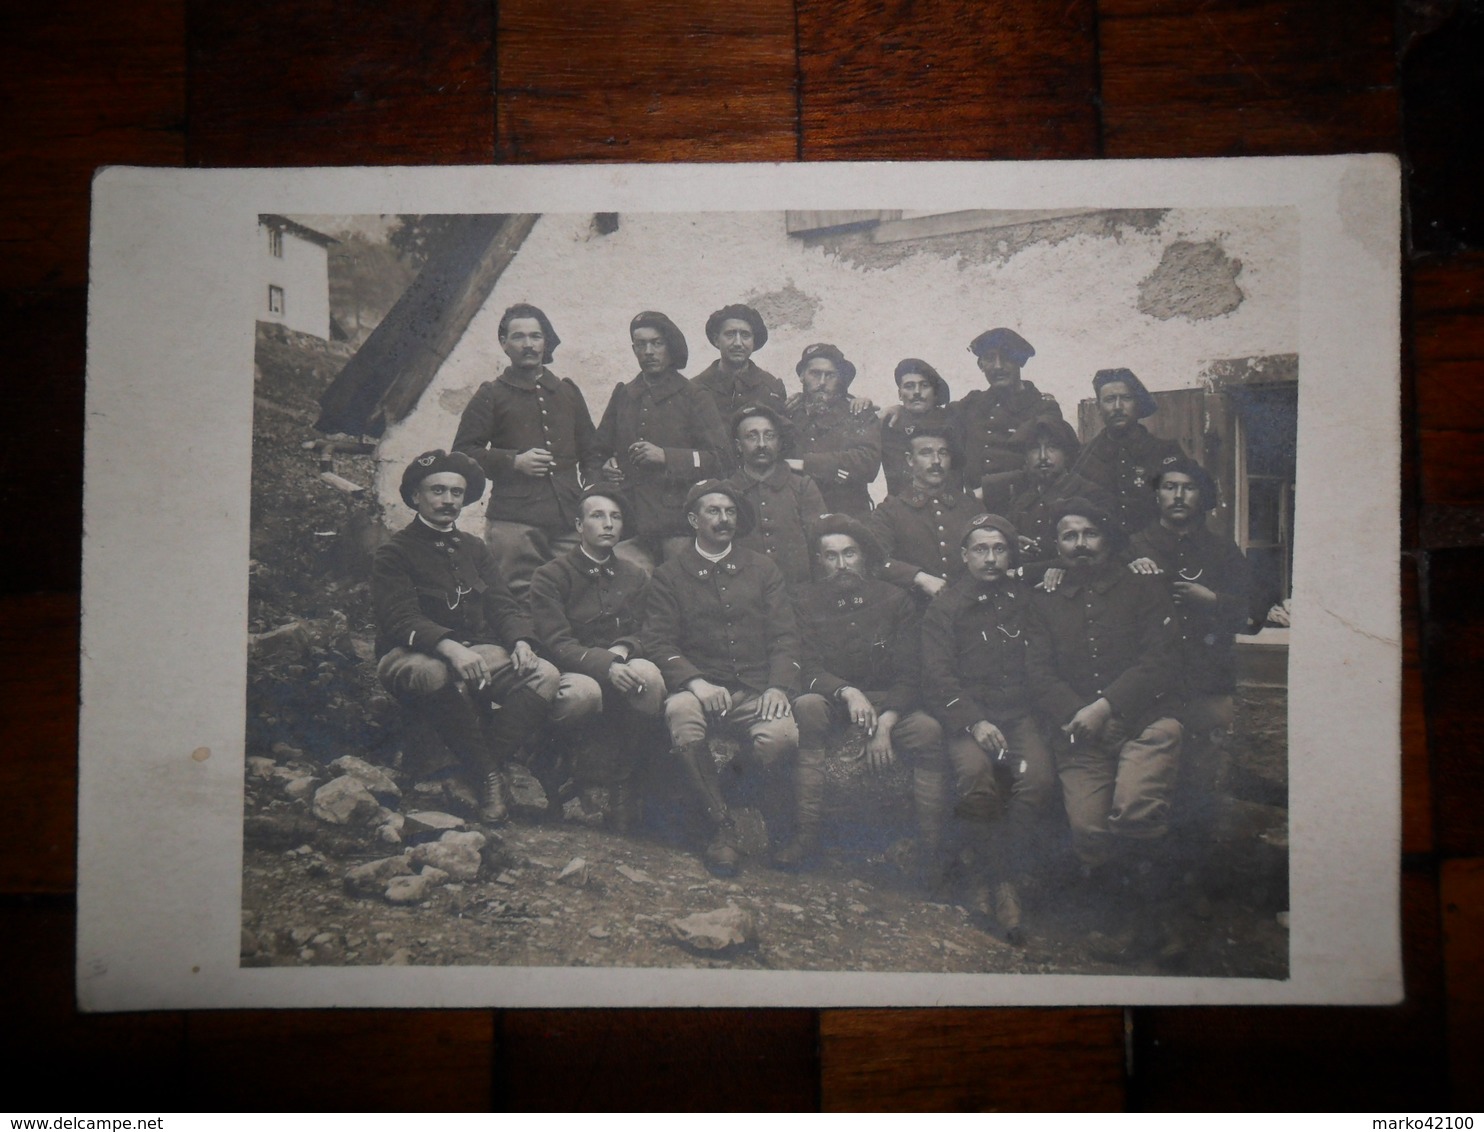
[
  {"xmin": 572, "ymin": 545, "xmax": 619, "ymax": 577},
  {"xmin": 899, "ymin": 485, "xmax": 960, "ymax": 509},
  {"xmin": 737, "ymin": 463, "xmax": 790, "ymax": 491},
  {"xmin": 681, "ymin": 541, "xmax": 745, "ymax": 577},
  {"xmin": 1053, "ymin": 559, "xmax": 1121, "ymax": 597},
  {"xmin": 633, "ymin": 369, "xmax": 687, "ymax": 401},
  {"xmin": 497, "ymin": 365, "xmax": 560, "ymax": 393},
  {"xmin": 412, "ymin": 515, "xmax": 462, "ymax": 540}
]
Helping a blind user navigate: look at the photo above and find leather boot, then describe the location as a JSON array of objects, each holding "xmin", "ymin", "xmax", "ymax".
[
  {"xmin": 608, "ymin": 777, "xmax": 639, "ymax": 835},
  {"xmin": 673, "ymin": 740, "xmax": 740, "ymax": 876},
  {"xmin": 773, "ymin": 747, "xmax": 825, "ymax": 870},
  {"xmin": 480, "ymin": 767, "xmax": 513, "ymax": 824}
]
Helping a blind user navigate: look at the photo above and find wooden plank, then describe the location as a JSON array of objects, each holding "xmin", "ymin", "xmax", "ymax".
[
  {"xmin": 1402, "ymin": 555, "xmax": 1432, "ymax": 856},
  {"xmin": 797, "ymin": 0, "xmax": 1099, "ymax": 160},
  {"xmin": 1098, "ymin": 0, "xmax": 1399, "ymax": 157},
  {"xmin": 499, "ymin": 1009, "xmax": 818, "ymax": 1110},
  {"xmin": 0, "ymin": 594, "xmax": 80, "ymax": 893},
  {"xmin": 184, "ymin": 1010, "xmax": 495, "ymax": 1109},
  {"xmin": 3, "ymin": 903, "xmax": 186, "ymax": 1108},
  {"xmin": 819, "ymin": 1009, "xmax": 1124, "ymax": 1111},
  {"xmin": 1421, "ymin": 430, "xmax": 1484, "ymax": 507},
  {"xmin": 184, "ymin": 0, "xmax": 495, "ymax": 165},
  {"xmin": 1441, "ymin": 858, "xmax": 1484, "ymax": 1110},
  {"xmin": 1422, "ymin": 548, "xmax": 1484, "ymax": 856},
  {"xmin": 1131, "ymin": 867, "xmax": 1447, "ymax": 1109},
  {"xmin": 0, "ymin": 0, "xmax": 185, "ymax": 290},
  {"xmin": 496, "ymin": 0, "xmax": 797, "ymax": 163}
]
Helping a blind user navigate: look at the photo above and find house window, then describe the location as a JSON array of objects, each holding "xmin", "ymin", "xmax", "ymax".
[
  {"xmin": 267, "ymin": 227, "xmax": 283, "ymax": 257},
  {"xmin": 268, "ymin": 285, "xmax": 284, "ymax": 315}
]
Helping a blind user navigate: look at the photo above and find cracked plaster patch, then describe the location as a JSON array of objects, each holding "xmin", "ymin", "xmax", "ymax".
[{"xmin": 1138, "ymin": 240, "xmax": 1245, "ymax": 321}]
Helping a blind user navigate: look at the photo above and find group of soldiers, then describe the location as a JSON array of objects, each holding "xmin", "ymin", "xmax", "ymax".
[{"xmin": 370, "ymin": 300, "xmax": 1256, "ymax": 963}]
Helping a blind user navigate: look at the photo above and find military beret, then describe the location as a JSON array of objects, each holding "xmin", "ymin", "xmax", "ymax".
[
  {"xmin": 575, "ymin": 484, "xmax": 633, "ymax": 522},
  {"xmin": 968, "ymin": 327, "xmax": 1035, "ymax": 366},
  {"xmin": 961, "ymin": 512, "xmax": 1020, "ymax": 549},
  {"xmin": 497, "ymin": 302, "xmax": 560, "ymax": 364},
  {"xmin": 729, "ymin": 402, "xmax": 787, "ymax": 440},
  {"xmin": 1049, "ymin": 496, "xmax": 1126, "ymax": 545},
  {"xmin": 902, "ymin": 420, "xmax": 964, "ymax": 468},
  {"xmin": 630, "ymin": 310, "xmax": 689, "ymax": 370},
  {"xmin": 399, "ymin": 449, "xmax": 486, "ymax": 508},
  {"xmin": 795, "ymin": 342, "xmax": 857, "ymax": 386},
  {"xmin": 1093, "ymin": 367, "xmax": 1159, "ymax": 420},
  {"xmin": 705, "ymin": 304, "xmax": 768, "ymax": 350},
  {"xmin": 807, "ymin": 512, "xmax": 885, "ymax": 569},
  {"xmin": 1149, "ymin": 453, "xmax": 1217, "ymax": 506},
  {"xmin": 893, "ymin": 358, "xmax": 951, "ymax": 406},
  {"xmin": 683, "ymin": 478, "xmax": 756, "ymax": 538},
  {"xmin": 1012, "ymin": 414, "xmax": 1081, "ymax": 457}
]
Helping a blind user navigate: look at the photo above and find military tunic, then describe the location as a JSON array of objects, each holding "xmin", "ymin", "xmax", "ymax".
[
  {"xmin": 793, "ymin": 576, "xmax": 921, "ymax": 712},
  {"xmin": 867, "ymin": 487, "xmax": 984, "ymax": 593},
  {"xmin": 1074, "ymin": 424, "xmax": 1187, "ymax": 535},
  {"xmin": 644, "ymin": 543, "xmax": 802, "ymax": 697},
  {"xmin": 528, "ymin": 548, "xmax": 651, "ymax": 684},
  {"xmin": 786, "ymin": 400, "xmax": 882, "ymax": 517},
  {"xmin": 956, "ymin": 381, "xmax": 1063, "ymax": 485},
  {"xmin": 1006, "ymin": 470, "xmax": 1119, "ymax": 559},
  {"xmin": 691, "ymin": 359, "xmax": 790, "ymax": 422},
  {"xmin": 921, "ymin": 576, "xmax": 1035, "ymax": 734},
  {"xmin": 596, "ymin": 369, "xmax": 730, "ymax": 541},
  {"xmin": 725, "ymin": 464, "xmax": 827, "ymax": 585}
]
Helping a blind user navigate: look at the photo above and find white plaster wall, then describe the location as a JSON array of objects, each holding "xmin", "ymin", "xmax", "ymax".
[
  {"xmin": 259, "ymin": 226, "xmax": 331, "ymax": 339},
  {"xmin": 378, "ymin": 207, "xmax": 1297, "ymax": 523}
]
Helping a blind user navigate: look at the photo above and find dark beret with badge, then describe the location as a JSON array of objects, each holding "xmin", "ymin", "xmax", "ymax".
[
  {"xmin": 399, "ymin": 449, "xmax": 487, "ymax": 508},
  {"xmin": 630, "ymin": 310, "xmax": 689, "ymax": 370},
  {"xmin": 795, "ymin": 342, "xmax": 857, "ymax": 386},
  {"xmin": 968, "ymin": 327, "xmax": 1036, "ymax": 366},
  {"xmin": 1092, "ymin": 367, "xmax": 1159, "ymax": 420},
  {"xmin": 683, "ymin": 478, "xmax": 757, "ymax": 537},
  {"xmin": 961, "ymin": 511, "xmax": 1020, "ymax": 549},
  {"xmin": 496, "ymin": 302, "xmax": 560, "ymax": 364},
  {"xmin": 807, "ymin": 512, "xmax": 885, "ymax": 570},
  {"xmin": 705, "ymin": 304, "xmax": 769, "ymax": 350},
  {"xmin": 1149, "ymin": 453, "xmax": 1217, "ymax": 507},
  {"xmin": 893, "ymin": 357, "xmax": 951, "ymax": 405}
]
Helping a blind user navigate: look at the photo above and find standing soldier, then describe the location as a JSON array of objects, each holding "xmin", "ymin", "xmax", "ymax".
[
  {"xmin": 784, "ymin": 343, "xmax": 882, "ymax": 518},
  {"xmin": 868, "ymin": 424, "xmax": 983, "ymax": 605},
  {"xmin": 725, "ymin": 404, "xmax": 827, "ymax": 586},
  {"xmin": 1026, "ymin": 498, "xmax": 1186, "ymax": 964},
  {"xmin": 596, "ymin": 311, "xmax": 730, "ymax": 572},
  {"xmin": 1072, "ymin": 367, "xmax": 1186, "ymax": 535},
  {"xmin": 921, "ymin": 515, "xmax": 1057, "ymax": 943},
  {"xmin": 1004, "ymin": 416, "xmax": 1117, "ymax": 563},
  {"xmin": 373, "ymin": 450, "xmax": 563, "ymax": 824},
  {"xmin": 691, "ymin": 304, "xmax": 790, "ymax": 421},
  {"xmin": 528, "ymin": 487, "xmax": 667, "ymax": 833},
  {"xmin": 451, "ymin": 303, "xmax": 604, "ymax": 600},
  {"xmin": 1127, "ymin": 455, "xmax": 1254, "ymax": 876},
  {"xmin": 645, "ymin": 481, "xmax": 817, "ymax": 875},
  {"xmin": 956, "ymin": 328, "xmax": 1063, "ymax": 510},
  {"xmin": 792, "ymin": 515, "xmax": 951, "ymax": 885},
  {"xmin": 880, "ymin": 358, "xmax": 959, "ymax": 497}
]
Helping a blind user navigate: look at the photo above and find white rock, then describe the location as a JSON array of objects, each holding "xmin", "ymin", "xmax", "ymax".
[
  {"xmin": 588, "ymin": 927, "xmax": 611, "ymax": 939},
  {"xmin": 385, "ymin": 874, "xmax": 433, "ymax": 905},
  {"xmin": 616, "ymin": 865, "xmax": 653, "ymax": 885},
  {"xmin": 410, "ymin": 841, "xmax": 483, "ymax": 882},
  {"xmin": 670, "ymin": 906, "xmax": 757, "ymax": 952},
  {"xmin": 439, "ymin": 829, "xmax": 487, "ymax": 852},
  {"xmin": 383, "ymin": 947, "xmax": 415, "ymax": 965},
  {"xmin": 343, "ymin": 854, "xmax": 413, "ymax": 896},
  {"xmin": 312, "ymin": 776, "xmax": 381, "ymax": 826},
  {"xmin": 404, "ymin": 811, "xmax": 466, "ymax": 837},
  {"xmin": 376, "ymin": 814, "xmax": 405, "ymax": 845},
  {"xmin": 283, "ymin": 775, "xmax": 318, "ymax": 802},
  {"xmin": 495, "ymin": 871, "xmax": 518, "ymax": 886},
  {"xmin": 558, "ymin": 857, "xmax": 588, "ymax": 884},
  {"xmin": 329, "ymin": 755, "xmax": 402, "ymax": 801},
  {"xmin": 774, "ymin": 903, "xmax": 805, "ymax": 914},
  {"xmin": 246, "ymin": 756, "xmax": 276, "ymax": 779},
  {"xmin": 419, "ymin": 866, "xmax": 450, "ymax": 885}
]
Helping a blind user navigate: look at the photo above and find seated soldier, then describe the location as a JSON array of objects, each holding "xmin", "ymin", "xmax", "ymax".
[
  {"xmin": 792, "ymin": 514, "xmax": 951, "ymax": 885},
  {"xmin": 372, "ymin": 450, "xmax": 565, "ymax": 824},
  {"xmin": 1004, "ymin": 416, "xmax": 1117, "ymax": 564},
  {"xmin": 645, "ymin": 480, "xmax": 818, "ymax": 875},
  {"xmin": 725, "ymin": 403, "xmax": 827, "ymax": 586},
  {"xmin": 868, "ymin": 424, "xmax": 984, "ymax": 605},
  {"xmin": 528, "ymin": 486, "xmax": 666, "ymax": 833},
  {"xmin": 921, "ymin": 515, "xmax": 1058, "ymax": 944}
]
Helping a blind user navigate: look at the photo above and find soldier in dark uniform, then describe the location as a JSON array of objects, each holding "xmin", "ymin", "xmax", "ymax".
[
  {"xmin": 955, "ymin": 328, "xmax": 1064, "ymax": 511},
  {"xmin": 1071, "ymin": 367, "xmax": 1186, "ymax": 535},
  {"xmin": 783, "ymin": 343, "xmax": 881, "ymax": 518},
  {"xmin": 451, "ymin": 303, "xmax": 605, "ymax": 600},
  {"xmin": 792, "ymin": 515, "xmax": 951, "ymax": 883},
  {"xmin": 596, "ymin": 311, "xmax": 731, "ymax": 573},
  {"xmin": 1004, "ymin": 416, "xmax": 1117, "ymax": 564},
  {"xmin": 868, "ymin": 424, "xmax": 983, "ymax": 605},
  {"xmin": 1127, "ymin": 455, "xmax": 1254, "ymax": 867},
  {"xmin": 373, "ymin": 450, "xmax": 563, "ymax": 824},
  {"xmin": 645, "ymin": 481, "xmax": 818, "ymax": 875},
  {"xmin": 725, "ymin": 403, "xmax": 827, "ymax": 586},
  {"xmin": 921, "ymin": 515, "xmax": 1057, "ymax": 943},
  {"xmin": 691, "ymin": 304, "xmax": 791, "ymax": 422},
  {"xmin": 528, "ymin": 486, "xmax": 667, "ymax": 833},
  {"xmin": 1026, "ymin": 498, "xmax": 1186, "ymax": 963},
  {"xmin": 880, "ymin": 358, "xmax": 960, "ymax": 497}
]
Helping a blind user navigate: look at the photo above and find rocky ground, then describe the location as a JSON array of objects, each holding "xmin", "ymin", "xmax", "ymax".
[{"xmin": 241, "ymin": 322, "xmax": 1290, "ymax": 980}]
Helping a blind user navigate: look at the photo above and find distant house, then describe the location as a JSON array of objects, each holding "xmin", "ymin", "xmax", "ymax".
[{"xmin": 258, "ymin": 215, "xmax": 337, "ymax": 339}]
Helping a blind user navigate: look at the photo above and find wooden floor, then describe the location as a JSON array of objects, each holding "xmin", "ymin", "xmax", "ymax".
[{"xmin": 2, "ymin": 0, "xmax": 1481, "ymax": 1110}]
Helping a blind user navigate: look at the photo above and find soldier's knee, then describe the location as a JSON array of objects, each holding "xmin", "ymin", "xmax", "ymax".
[
  {"xmin": 551, "ymin": 672, "xmax": 602, "ymax": 725},
  {"xmin": 524, "ymin": 658, "xmax": 561, "ymax": 700},
  {"xmin": 750, "ymin": 715, "xmax": 799, "ymax": 766},
  {"xmin": 792, "ymin": 693, "xmax": 833, "ymax": 739}
]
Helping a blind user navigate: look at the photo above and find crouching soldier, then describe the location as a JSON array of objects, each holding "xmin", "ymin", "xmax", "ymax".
[
  {"xmin": 1026, "ymin": 498, "xmax": 1186, "ymax": 964},
  {"xmin": 920, "ymin": 515, "xmax": 1057, "ymax": 943},
  {"xmin": 372, "ymin": 450, "xmax": 562, "ymax": 823},
  {"xmin": 645, "ymin": 481, "xmax": 819, "ymax": 875},
  {"xmin": 792, "ymin": 515, "xmax": 951, "ymax": 884},
  {"xmin": 529, "ymin": 487, "xmax": 666, "ymax": 833}
]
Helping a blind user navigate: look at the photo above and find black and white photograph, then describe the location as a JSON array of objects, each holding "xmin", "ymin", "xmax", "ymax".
[{"xmin": 77, "ymin": 159, "xmax": 1400, "ymax": 1009}]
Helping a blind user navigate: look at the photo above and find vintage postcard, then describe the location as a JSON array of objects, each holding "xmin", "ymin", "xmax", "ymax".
[{"xmin": 78, "ymin": 157, "xmax": 1401, "ymax": 1008}]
